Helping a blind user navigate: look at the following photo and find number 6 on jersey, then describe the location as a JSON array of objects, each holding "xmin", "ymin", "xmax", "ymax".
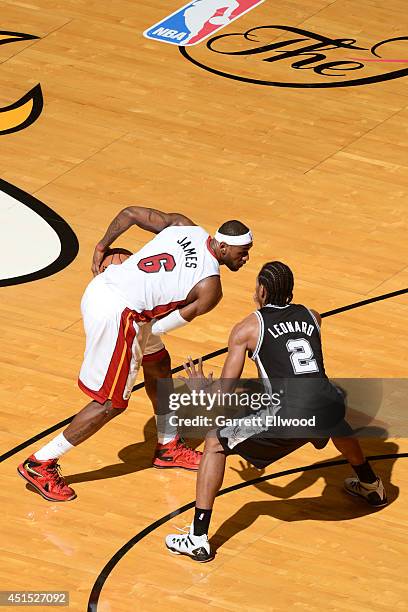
[{"xmin": 137, "ymin": 253, "xmax": 176, "ymax": 273}]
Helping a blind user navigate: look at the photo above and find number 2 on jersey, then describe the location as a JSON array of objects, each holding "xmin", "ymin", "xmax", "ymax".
[
  {"xmin": 137, "ymin": 253, "xmax": 176, "ymax": 273},
  {"xmin": 286, "ymin": 338, "xmax": 319, "ymax": 374}
]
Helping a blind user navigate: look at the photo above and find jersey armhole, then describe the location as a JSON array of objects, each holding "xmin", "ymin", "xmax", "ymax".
[
  {"xmin": 307, "ymin": 308, "xmax": 321, "ymax": 334},
  {"xmin": 250, "ymin": 311, "xmax": 264, "ymax": 361}
]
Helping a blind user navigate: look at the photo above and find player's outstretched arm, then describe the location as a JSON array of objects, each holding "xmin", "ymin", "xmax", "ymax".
[
  {"xmin": 92, "ymin": 206, "xmax": 195, "ymax": 275},
  {"xmin": 221, "ymin": 314, "xmax": 258, "ymax": 380}
]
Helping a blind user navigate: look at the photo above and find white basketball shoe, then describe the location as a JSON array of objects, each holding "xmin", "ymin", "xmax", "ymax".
[
  {"xmin": 165, "ymin": 524, "xmax": 213, "ymax": 562},
  {"xmin": 344, "ymin": 476, "xmax": 388, "ymax": 507}
]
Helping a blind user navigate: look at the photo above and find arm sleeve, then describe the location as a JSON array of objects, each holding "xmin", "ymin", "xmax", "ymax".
[{"xmin": 151, "ymin": 309, "xmax": 189, "ymax": 336}]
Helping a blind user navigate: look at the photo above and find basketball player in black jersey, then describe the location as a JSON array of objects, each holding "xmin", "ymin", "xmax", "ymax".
[{"xmin": 165, "ymin": 261, "xmax": 387, "ymax": 562}]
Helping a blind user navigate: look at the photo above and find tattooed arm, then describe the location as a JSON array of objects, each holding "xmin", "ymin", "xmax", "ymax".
[{"xmin": 91, "ymin": 206, "xmax": 195, "ymax": 275}]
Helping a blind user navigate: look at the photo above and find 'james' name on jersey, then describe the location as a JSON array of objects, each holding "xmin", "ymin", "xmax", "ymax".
[{"xmin": 177, "ymin": 235, "xmax": 198, "ymax": 268}]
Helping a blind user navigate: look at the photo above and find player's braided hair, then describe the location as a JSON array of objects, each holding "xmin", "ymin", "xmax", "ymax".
[
  {"xmin": 258, "ymin": 261, "xmax": 294, "ymax": 306},
  {"xmin": 218, "ymin": 220, "xmax": 250, "ymax": 236}
]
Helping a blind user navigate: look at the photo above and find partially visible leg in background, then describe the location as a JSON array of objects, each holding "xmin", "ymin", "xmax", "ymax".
[
  {"xmin": 144, "ymin": 349, "xmax": 202, "ymax": 471},
  {"xmin": 142, "ymin": 349, "xmax": 173, "ymax": 443},
  {"xmin": 332, "ymin": 436, "xmax": 365, "ymax": 466}
]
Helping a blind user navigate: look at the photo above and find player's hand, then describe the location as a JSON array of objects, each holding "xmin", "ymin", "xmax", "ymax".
[
  {"xmin": 180, "ymin": 356, "xmax": 214, "ymax": 390},
  {"xmin": 91, "ymin": 244, "xmax": 107, "ymax": 276}
]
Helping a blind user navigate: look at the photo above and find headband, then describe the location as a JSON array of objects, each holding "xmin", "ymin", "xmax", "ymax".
[{"xmin": 214, "ymin": 230, "xmax": 253, "ymax": 246}]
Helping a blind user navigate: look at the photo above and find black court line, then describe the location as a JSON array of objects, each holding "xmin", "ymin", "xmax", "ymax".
[
  {"xmin": 87, "ymin": 452, "xmax": 408, "ymax": 612},
  {"xmin": 179, "ymin": 40, "xmax": 408, "ymax": 89},
  {"xmin": 1, "ymin": 286, "xmax": 406, "ymax": 463}
]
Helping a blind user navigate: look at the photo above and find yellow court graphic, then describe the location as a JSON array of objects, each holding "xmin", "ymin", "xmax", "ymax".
[
  {"xmin": 0, "ymin": 99, "xmax": 32, "ymax": 132},
  {"xmin": 0, "ymin": 85, "xmax": 43, "ymax": 135},
  {"xmin": 0, "ymin": 30, "xmax": 42, "ymax": 134}
]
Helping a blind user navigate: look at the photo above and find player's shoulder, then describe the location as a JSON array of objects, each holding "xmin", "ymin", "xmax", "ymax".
[
  {"xmin": 229, "ymin": 313, "xmax": 259, "ymax": 343},
  {"xmin": 165, "ymin": 212, "xmax": 196, "ymax": 227},
  {"xmin": 295, "ymin": 304, "xmax": 321, "ymax": 325},
  {"xmin": 159, "ymin": 224, "xmax": 207, "ymax": 237},
  {"xmin": 308, "ymin": 308, "xmax": 321, "ymax": 325}
]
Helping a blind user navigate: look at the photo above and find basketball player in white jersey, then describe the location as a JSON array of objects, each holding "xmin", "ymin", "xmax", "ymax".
[
  {"xmin": 17, "ymin": 206, "xmax": 253, "ymax": 502},
  {"xmin": 165, "ymin": 262, "xmax": 387, "ymax": 562},
  {"xmin": 183, "ymin": 0, "xmax": 239, "ymax": 44}
]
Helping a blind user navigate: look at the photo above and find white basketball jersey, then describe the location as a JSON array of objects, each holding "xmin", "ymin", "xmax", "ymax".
[{"xmin": 103, "ymin": 225, "xmax": 220, "ymax": 320}]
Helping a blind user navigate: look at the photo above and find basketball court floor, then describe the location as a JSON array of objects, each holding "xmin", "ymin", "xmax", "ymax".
[{"xmin": 1, "ymin": 0, "xmax": 407, "ymax": 609}]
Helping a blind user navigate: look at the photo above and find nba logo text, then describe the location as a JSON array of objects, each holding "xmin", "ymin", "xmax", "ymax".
[{"xmin": 143, "ymin": 0, "xmax": 265, "ymax": 47}]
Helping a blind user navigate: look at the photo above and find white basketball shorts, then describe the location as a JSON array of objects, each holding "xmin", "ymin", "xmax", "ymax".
[{"xmin": 78, "ymin": 274, "xmax": 166, "ymax": 409}]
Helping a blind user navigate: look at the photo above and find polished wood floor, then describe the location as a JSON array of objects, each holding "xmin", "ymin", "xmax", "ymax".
[{"xmin": 1, "ymin": 0, "xmax": 407, "ymax": 610}]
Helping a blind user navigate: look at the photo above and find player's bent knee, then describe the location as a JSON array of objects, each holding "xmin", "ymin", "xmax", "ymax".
[{"xmin": 101, "ymin": 400, "xmax": 126, "ymax": 419}]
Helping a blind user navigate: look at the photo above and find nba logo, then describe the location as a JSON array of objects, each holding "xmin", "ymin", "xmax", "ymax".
[{"xmin": 144, "ymin": 0, "xmax": 265, "ymax": 47}]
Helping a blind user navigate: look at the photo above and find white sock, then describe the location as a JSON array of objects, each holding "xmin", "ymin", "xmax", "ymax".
[
  {"xmin": 156, "ymin": 413, "xmax": 178, "ymax": 445},
  {"xmin": 34, "ymin": 433, "xmax": 74, "ymax": 461}
]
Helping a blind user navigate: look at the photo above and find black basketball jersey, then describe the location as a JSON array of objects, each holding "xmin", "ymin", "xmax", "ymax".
[{"xmin": 251, "ymin": 304, "xmax": 326, "ymax": 379}]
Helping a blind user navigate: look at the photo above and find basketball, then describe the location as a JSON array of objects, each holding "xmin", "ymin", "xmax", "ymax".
[{"xmin": 99, "ymin": 247, "xmax": 133, "ymax": 272}]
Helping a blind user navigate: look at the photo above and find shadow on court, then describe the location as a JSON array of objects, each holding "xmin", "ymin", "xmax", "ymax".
[
  {"xmin": 65, "ymin": 417, "xmax": 158, "ymax": 485},
  {"xmin": 211, "ymin": 439, "xmax": 399, "ymax": 553},
  {"xmin": 22, "ymin": 415, "xmax": 202, "ymax": 497}
]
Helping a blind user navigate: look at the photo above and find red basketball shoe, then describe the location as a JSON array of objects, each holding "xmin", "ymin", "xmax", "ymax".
[
  {"xmin": 17, "ymin": 455, "xmax": 77, "ymax": 502},
  {"xmin": 152, "ymin": 436, "xmax": 202, "ymax": 471}
]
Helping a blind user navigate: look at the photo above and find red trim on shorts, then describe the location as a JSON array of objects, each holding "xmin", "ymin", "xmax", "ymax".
[
  {"xmin": 77, "ymin": 378, "xmax": 122, "ymax": 406},
  {"xmin": 140, "ymin": 300, "xmax": 185, "ymax": 322},
  {"xmin": 110, "ymin": 314, "xmax": 137, "ymax": 408},
  {"xmin": 142, "ymin": 347, "xmax": 169, "ymax": 364},
  {"xmin": 77, "ymin": 308, "xmax": 137, "ymax": 410}
]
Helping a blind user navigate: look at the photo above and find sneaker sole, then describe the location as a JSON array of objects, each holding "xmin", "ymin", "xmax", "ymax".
[
  {"xmin": 17, "ymin": 467, "xmax": 77, "ymax": 502},
  {"xmin": 344, "ymin": 486, "xmax": 388, "ymax": 508},
  {"xmin": 166, "ymin": 545, "xmax": 214, "ymax": 562},
  {"xmin": 152, "ymin": 464, "xmax": 199, "ymax": 471}
]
